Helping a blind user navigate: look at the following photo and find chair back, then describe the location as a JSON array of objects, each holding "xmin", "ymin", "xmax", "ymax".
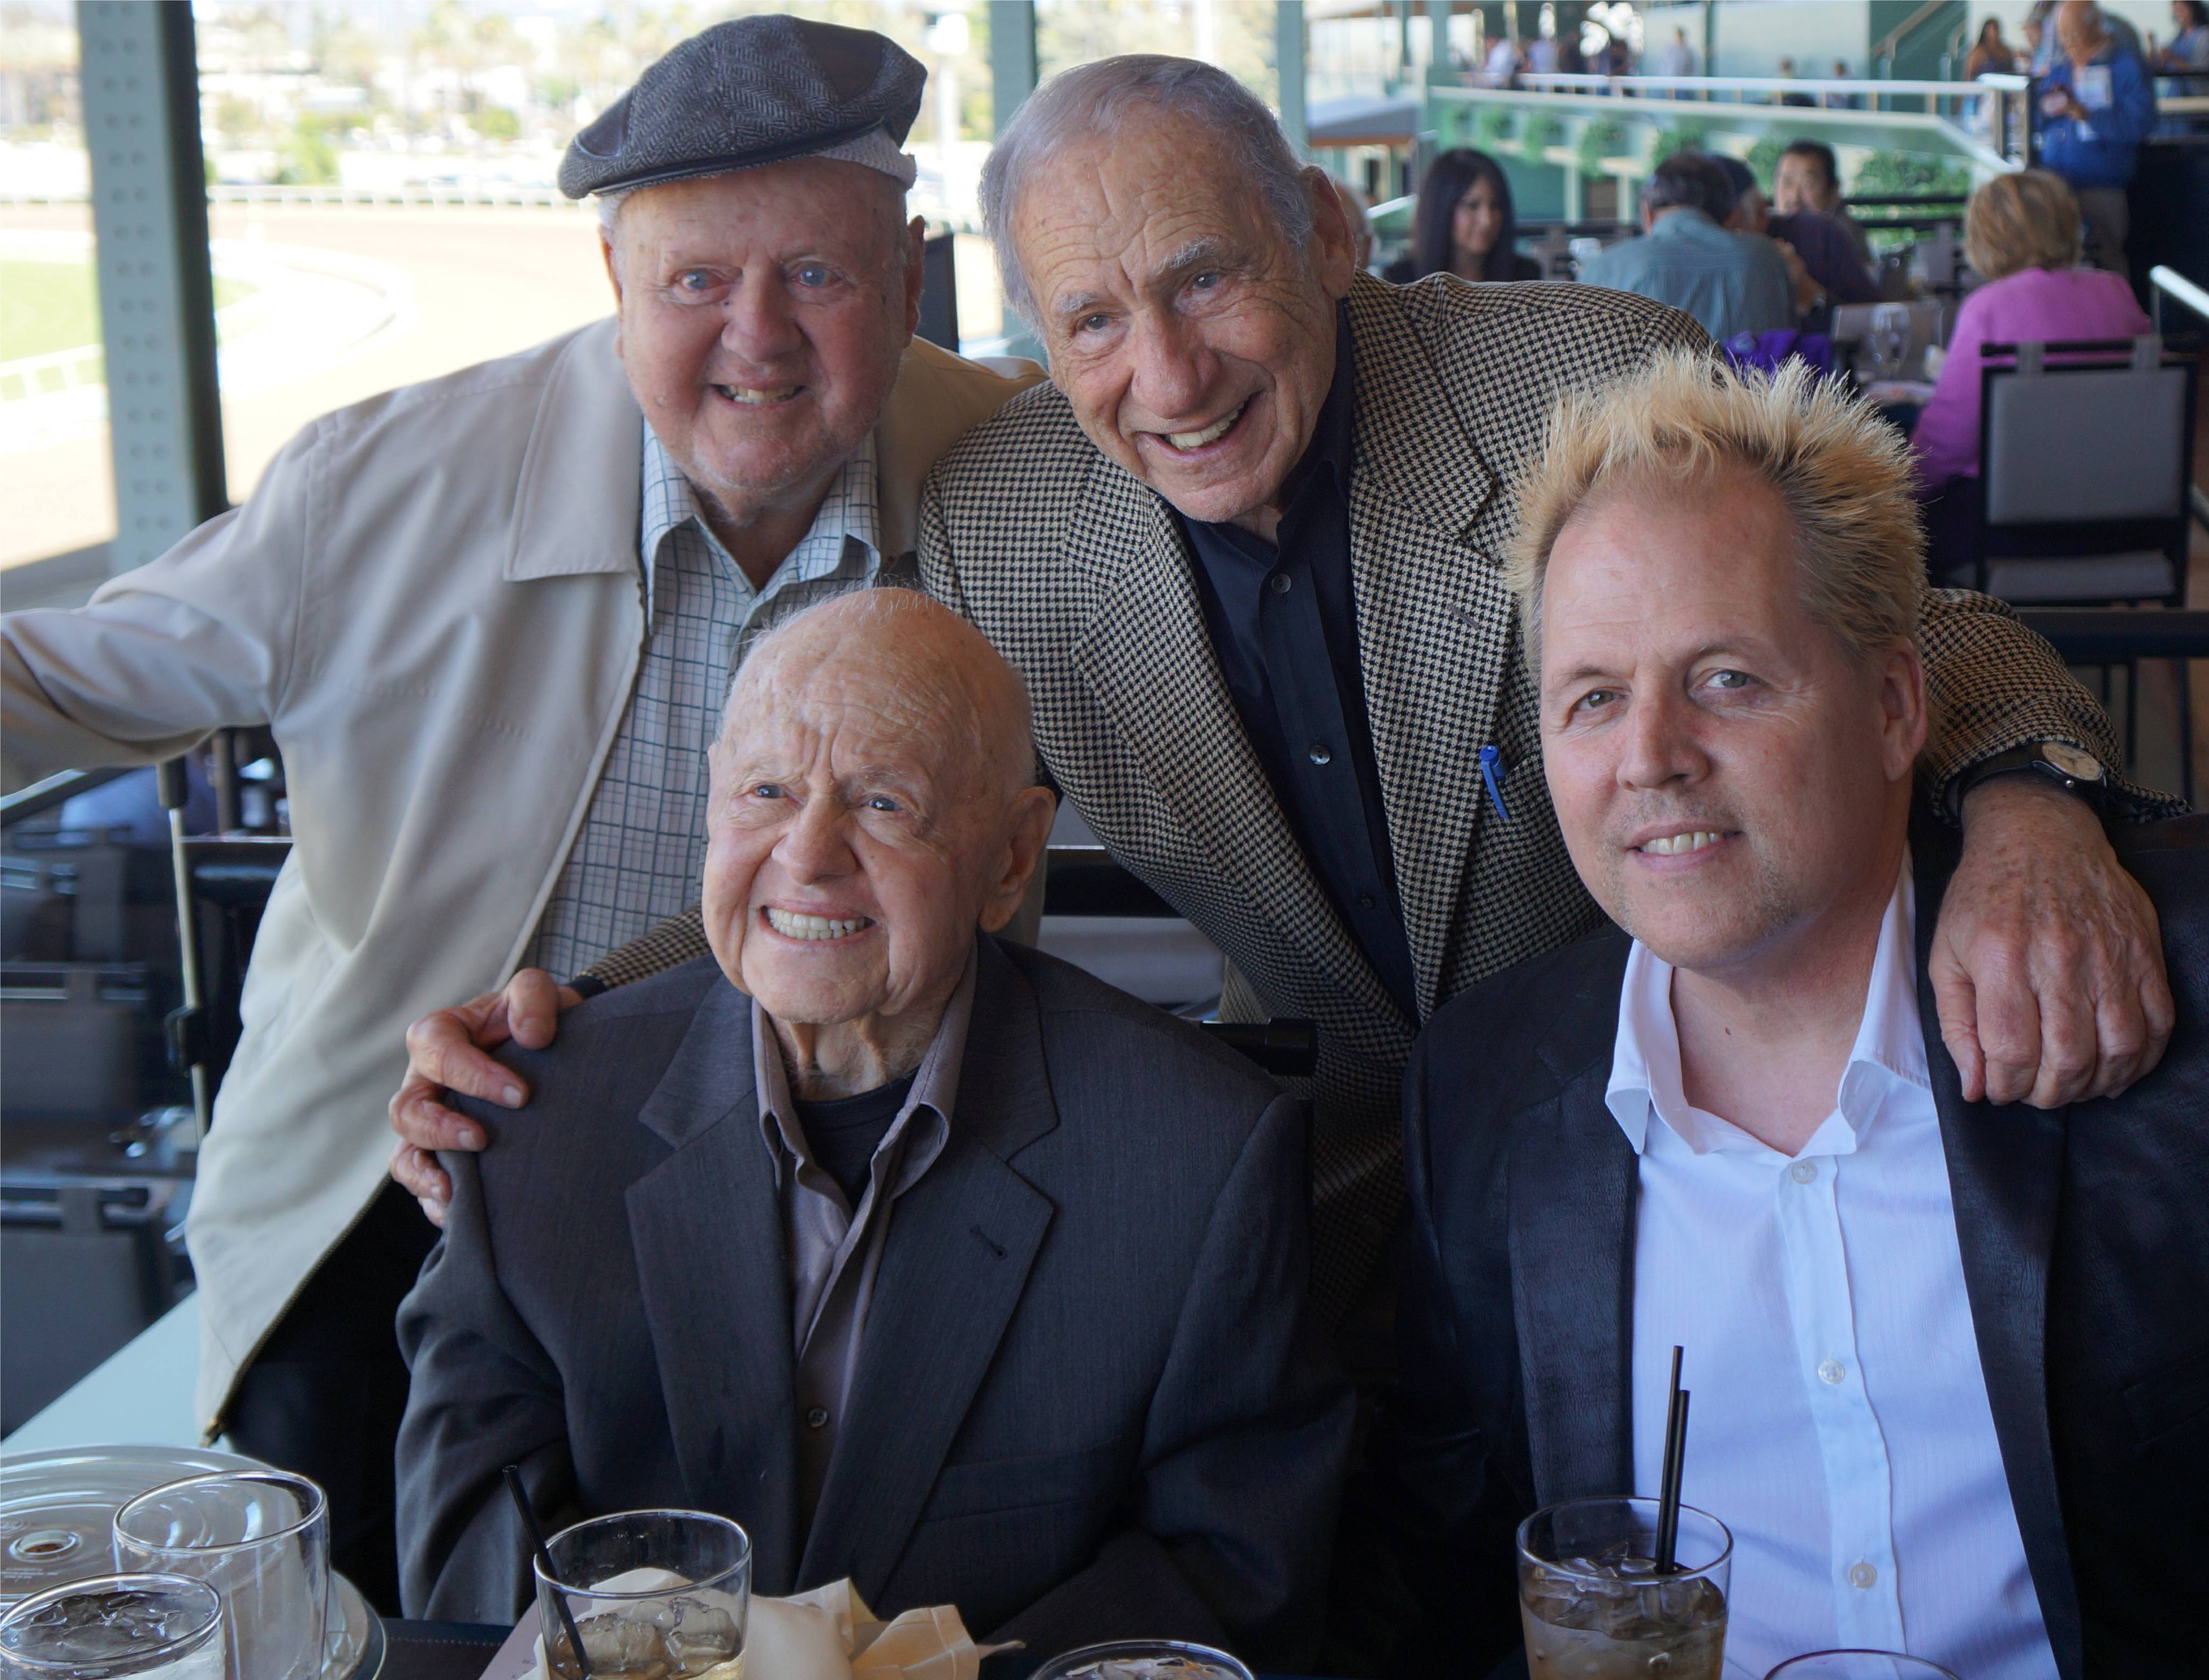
[{"xmin": 1974, "ymin": 337, "xmax": 2194, "ymax": 605}]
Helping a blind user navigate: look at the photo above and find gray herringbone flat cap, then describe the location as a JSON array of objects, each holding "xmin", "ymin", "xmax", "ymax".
[{"xmin": 559, "ymin": 16, "xmax": 925, "ymax": 199}]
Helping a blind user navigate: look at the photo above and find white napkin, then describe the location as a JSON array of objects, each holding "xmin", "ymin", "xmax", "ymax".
[{"xmin": 495, "ymin": 1572, "xmax": 1018, "ymax": 1680}]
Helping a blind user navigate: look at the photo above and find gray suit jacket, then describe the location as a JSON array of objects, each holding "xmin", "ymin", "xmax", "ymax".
[
  {"xmin": 395, "ymin": 935, "xmax": 1353, "ymax": 1671},
  {"xmin": 1387, "ymin": 821, "xmax": 2209, "ymax": 1678}
]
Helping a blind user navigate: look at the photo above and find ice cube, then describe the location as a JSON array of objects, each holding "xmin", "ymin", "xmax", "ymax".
[
  {"xmin": 573, "ymin": 1610, "xmax": 671, "ymax": 1680},
  {"xmin": 661, "ymin": 1596, "xmax": 741, "ymax": 1672}
]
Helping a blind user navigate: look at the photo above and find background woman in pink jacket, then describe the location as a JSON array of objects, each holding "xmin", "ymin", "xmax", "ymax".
[{"xmin": 1915, "ymin": 169, "xmax": 2151, "ymax": 579}]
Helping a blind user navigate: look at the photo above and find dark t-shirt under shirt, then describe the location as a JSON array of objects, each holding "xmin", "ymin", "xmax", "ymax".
[{"xmin": 791, "ymin": 1074, "xmax": 916, "ymax": 1208}]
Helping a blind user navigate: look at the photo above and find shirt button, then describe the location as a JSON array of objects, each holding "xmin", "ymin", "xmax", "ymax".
[
  {"xmin": 1308, "ymin": 742, "xmax": 1333, "ymax": 765},
  {"xmin": 1268, "ymin": 573, "xmax": 1292, "ymax": 595},
  {"xmin": 1848, "ymin": 1561, "xmax": 1878, "ymax": 1590},
  {"xmin": 1817, "ymin": 1359, "xmax": 1846, "ymax": 1386},
  {"xmin": 1789, "ymin": 1160, "xmax": 1818, "ymax": 1184},
  {"xmin": 805, "ymin": 1406, "xmax": 829, "ymax": 1430},
  {"xmin": 1357, "ymin": 892, "xmax": 1376, "ymax": 911}
]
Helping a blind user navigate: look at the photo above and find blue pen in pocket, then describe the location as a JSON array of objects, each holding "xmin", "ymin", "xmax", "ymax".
[{"xmin": 1479, "ymin": 744, "xmax": 1511, "ymax": 823}]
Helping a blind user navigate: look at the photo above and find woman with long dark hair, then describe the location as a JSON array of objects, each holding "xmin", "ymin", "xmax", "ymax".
[{"xmin": 1384, "ymin": 147, "xmax": 1541, "ymax": 283}]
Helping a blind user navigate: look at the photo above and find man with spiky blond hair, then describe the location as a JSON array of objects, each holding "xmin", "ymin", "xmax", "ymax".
[{"xmin": 1390, "ymin": 353, "xmax": 2208, "ymax": 1677}]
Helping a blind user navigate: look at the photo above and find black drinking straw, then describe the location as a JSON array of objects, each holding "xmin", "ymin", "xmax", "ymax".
[
  {"xmin": 1653, "ymin": 1346, "xmax": 1691, "ymax": 1575},
  {"xmin": 503, "ymin": 1464, "xmax": 593, "ymax": 1678}
]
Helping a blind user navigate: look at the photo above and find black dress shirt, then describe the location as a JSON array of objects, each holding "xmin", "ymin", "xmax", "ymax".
[{"xmin": 1179, "ymin": 312, "xmax": 1418, "ymax": 1020}]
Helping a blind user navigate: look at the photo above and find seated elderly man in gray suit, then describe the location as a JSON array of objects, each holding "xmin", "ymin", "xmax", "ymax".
[
  {"xmin": 1389, "ymin": 355, "xmax": 2208, "ymax": 1679},
  {"xmin": 394, "ymin": 590, "xmax": 1353, "ymax": 1665}
]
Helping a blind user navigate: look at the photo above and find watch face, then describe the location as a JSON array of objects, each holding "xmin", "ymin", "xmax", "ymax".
[{"xmin": 2042, "ymin": 742, "xmax": 2105, "ymax": 782}]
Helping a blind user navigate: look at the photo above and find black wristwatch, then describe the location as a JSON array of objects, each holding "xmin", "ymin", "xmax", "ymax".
[{"xmin": 1946, "ymin": 740, "xmax": 2108, "ymax": 822}]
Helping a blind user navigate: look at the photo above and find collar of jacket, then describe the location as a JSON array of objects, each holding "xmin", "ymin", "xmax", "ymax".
[{"xmin": 503, "ymin": 324, "xmax": 1043, "ymax": 584}]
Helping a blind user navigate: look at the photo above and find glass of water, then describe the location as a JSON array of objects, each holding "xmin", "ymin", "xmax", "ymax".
[
  {"xmin": 536, "ymin": 1510, "xmax": 749, "ymax": 1680},
  {"xmin": 1767, "ymin": 1655, "xmax": 1962, "ymax": 1680},
  {"xmin": 0, "ymin": 1574, "xmax": 222, "ymax": 1680},
  {"xmin": 112, "ymin": 1473, "xmax": 326, "ymax": 1680}
]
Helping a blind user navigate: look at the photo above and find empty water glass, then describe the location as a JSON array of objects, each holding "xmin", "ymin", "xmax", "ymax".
[
  {"xmin": 112, "ymin": 1474, "xmax": 326, "ymax": 1680},
  {"xmin": 0, "ymin": 1574, "xmax": 222, "ymax": 1680},
  {"xmin": 536, "ymin": 1510, "xmax": 749, "ymax": 1680},
  {"xmin": 1766, "ymin": 1654, "xmax": 1961, "ymax": 1680}
]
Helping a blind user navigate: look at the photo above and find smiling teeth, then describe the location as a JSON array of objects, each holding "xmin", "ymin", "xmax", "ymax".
[
  {"xmin": 719, "ymin": 385, "xmax": 799, "ymax": 405},
  {"xmin": 765, "ymin": 908, "xmax": 871, "ymax": 940},
  {"xmin": 1640, "ymin": 831, "xmax": 1726, "ymax": 856},
  {"xmin": 1166, "ymin": 401, "xmax": 1247, "ymax": 450}
]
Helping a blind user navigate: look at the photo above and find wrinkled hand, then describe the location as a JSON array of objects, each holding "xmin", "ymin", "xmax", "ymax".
[
  {"xmin": 387, "ymin": 968, "xmax": 579, "ymax": 1225},
  {"xmin": 1929, "ymin": 778, "xmax": 2172, "ymax": 1107}
]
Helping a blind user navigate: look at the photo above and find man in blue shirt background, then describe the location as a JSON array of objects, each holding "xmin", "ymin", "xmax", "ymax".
[
  {"xmin": 1578, "ymin": 151, "xmax": 1795, "ymax": 344},
  {"xmin": 2036, "ymin": 0, "xmax": 2157, "ymax": 272}
]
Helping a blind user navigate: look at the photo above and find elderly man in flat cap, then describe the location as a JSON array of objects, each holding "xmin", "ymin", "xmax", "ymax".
[
  {"xmin": 403, "ymin": 56, "xmax": 2181, "ymax": 1367},
  {"xmin": 0, "ymin": 17, "xmax": 1035, "ymax": 1609}
]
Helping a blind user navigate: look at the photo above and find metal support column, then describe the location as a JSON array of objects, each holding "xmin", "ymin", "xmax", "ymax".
[
  {"xmin": 987, "ymin": 2, "xmax": 1040, "ymax": 355},
  {"xmin": 1276, "ymin": 2, "xmax": 1307, "ymax": 153},
  {"xmin": 989, "ymin": 1, "xmax": 1037, "ymax": 136},
  {"xmin": 78, "ymin": 1, "xmax": 225, "ymax": 576},
  {"xmin": 1427, "ymin": 0, "xmax": 1453, "ymax": 88}
]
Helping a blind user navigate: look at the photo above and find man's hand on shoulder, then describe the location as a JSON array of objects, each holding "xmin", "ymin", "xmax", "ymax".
[
  {"xmin": 1929, "ymin": 777, "xmax": 2174, "ymax": 1108},
  {"xmin": 387, "ymin": 968, "xmax": 580, "ymax": 1226}
]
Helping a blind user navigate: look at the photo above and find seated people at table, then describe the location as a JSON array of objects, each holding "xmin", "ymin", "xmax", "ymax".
[
  {"xmin": 1775, "ymin": 140, "xmax": 1875, "ymax": 271},
  {"xmin": 1386, "ymin": 352, "xmax": 2207, "ymax": 1678},
  {"xmin": 1381, "ymin": 148, "xmax": 1541, "ymax": 284},
  {"xmin": 1913, "ymin": 168, "xmax": 2151, "ymax": 579},
  {"xmin": 1713, "ymin": 154, "xmax": 1877, "ymax": 334},
  {"xmin": 1578, "ymin": 152, "xmax": 1794, "ymax": 344},
  {"xmin": 394, "ymin": 591, "xmax": 1353, "ymax": 1656},
  {"xmin": 2037, "ymin": 1, "xmax": 2158, "ymax": 273}
]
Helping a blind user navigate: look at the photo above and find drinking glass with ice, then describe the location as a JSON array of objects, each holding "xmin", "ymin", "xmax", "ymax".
[
  {"xmin": 1516, "ymin": 1497, "xmax": 1731, "ymax": 1680},
  {"xmin": 0, "ymin": 1574, "xmax": 222, "ymax": 1680},
  {"xmin": 535, "ymin": 1511, "xmax": 750, "ymax": 1680}
]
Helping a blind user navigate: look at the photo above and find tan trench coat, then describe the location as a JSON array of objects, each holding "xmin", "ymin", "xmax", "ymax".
[{"xmin": 1, "ymin": 321, "xmax": 1040, "ymax": 1432}]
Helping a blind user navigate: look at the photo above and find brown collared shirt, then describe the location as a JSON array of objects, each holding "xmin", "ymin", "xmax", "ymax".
[{"xmin": 752, "ymin": 954, "xmax": 975, "ymax": 1529}]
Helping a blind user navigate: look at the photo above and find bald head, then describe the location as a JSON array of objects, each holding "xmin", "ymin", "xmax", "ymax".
[
  {"xmin": 2057, "ymin": 0, "xmax": 2109, "ymax": 59},
  {"xmin": 726, "ymin": 589, "xmax": 1036, "ymax": 803},
  {"xmin": 704, "ymin": 590, "xmax": 1056, "ymax": 1048}
]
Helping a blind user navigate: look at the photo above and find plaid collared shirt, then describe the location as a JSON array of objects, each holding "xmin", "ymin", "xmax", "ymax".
[{"xmin": 523, "ymin": 428, "xmax": 883, "ymax": 979}]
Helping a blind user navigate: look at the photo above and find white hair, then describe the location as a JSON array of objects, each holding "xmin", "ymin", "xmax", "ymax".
[{"xmin": 980, "ymin": 55, "xmax": 1317, "ymax": 329}]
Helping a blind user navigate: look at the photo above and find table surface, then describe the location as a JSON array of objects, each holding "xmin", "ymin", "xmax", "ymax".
[{"xmin": 375, "ymin": 1623, "xmax": 1336, "ymax": 1680}]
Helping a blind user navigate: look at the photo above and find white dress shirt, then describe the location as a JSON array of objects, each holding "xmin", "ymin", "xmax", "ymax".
[{"xmin": 1605, "ymin": 862, "xmax": 2056, "ymax": 1680}]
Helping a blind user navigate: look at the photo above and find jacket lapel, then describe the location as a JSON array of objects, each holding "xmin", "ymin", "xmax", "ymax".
[
  {"xmin": 799, "ymin": 941, "xmax": 1057, "ymax": 1595},
  {"xmin": 1340, "ymin": 278, "xmax": 1514, "ymax": 1019},
  {"xmin": 1064, "ymin": 459, "xmax": 1392, "ymax": 1023},
  {"xmin": 1911, "ymin": 853, "xmax": 2084, "ymax": 1679},
  {"xmin": 1509, "ymin": 946, "xmax": 1638, "ymax": 1503},
  {"xmin": 625, "ymin": 980, "xmax": 802, "ymax": 1594}
]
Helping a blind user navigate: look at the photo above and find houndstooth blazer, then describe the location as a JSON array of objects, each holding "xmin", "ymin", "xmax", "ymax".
[{"xmin": 589, "ymin": 272, "xmax": 2153, "ymax": 1319}]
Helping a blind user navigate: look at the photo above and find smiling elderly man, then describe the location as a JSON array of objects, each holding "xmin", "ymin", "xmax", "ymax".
[
  {"xmin": 1389, "ymin": 355, "xmax": 2208, "ymax": 1678},
  {"xmin": 400, "ymin": 56, "xmax": 2177, "ymax": 1350},
  {"xmin": 0, "ymin": 16, "xmax": 1035, "ymax": 1608},
  {"xmin": 394, "ymin": 591, "xmax": 1351, "ymax": 1663}
]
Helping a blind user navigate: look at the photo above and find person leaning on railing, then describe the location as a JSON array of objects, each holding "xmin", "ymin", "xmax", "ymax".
[{"xmin": 1911, "ymin": 168, "xmax": 2151, "ymax": 580}]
